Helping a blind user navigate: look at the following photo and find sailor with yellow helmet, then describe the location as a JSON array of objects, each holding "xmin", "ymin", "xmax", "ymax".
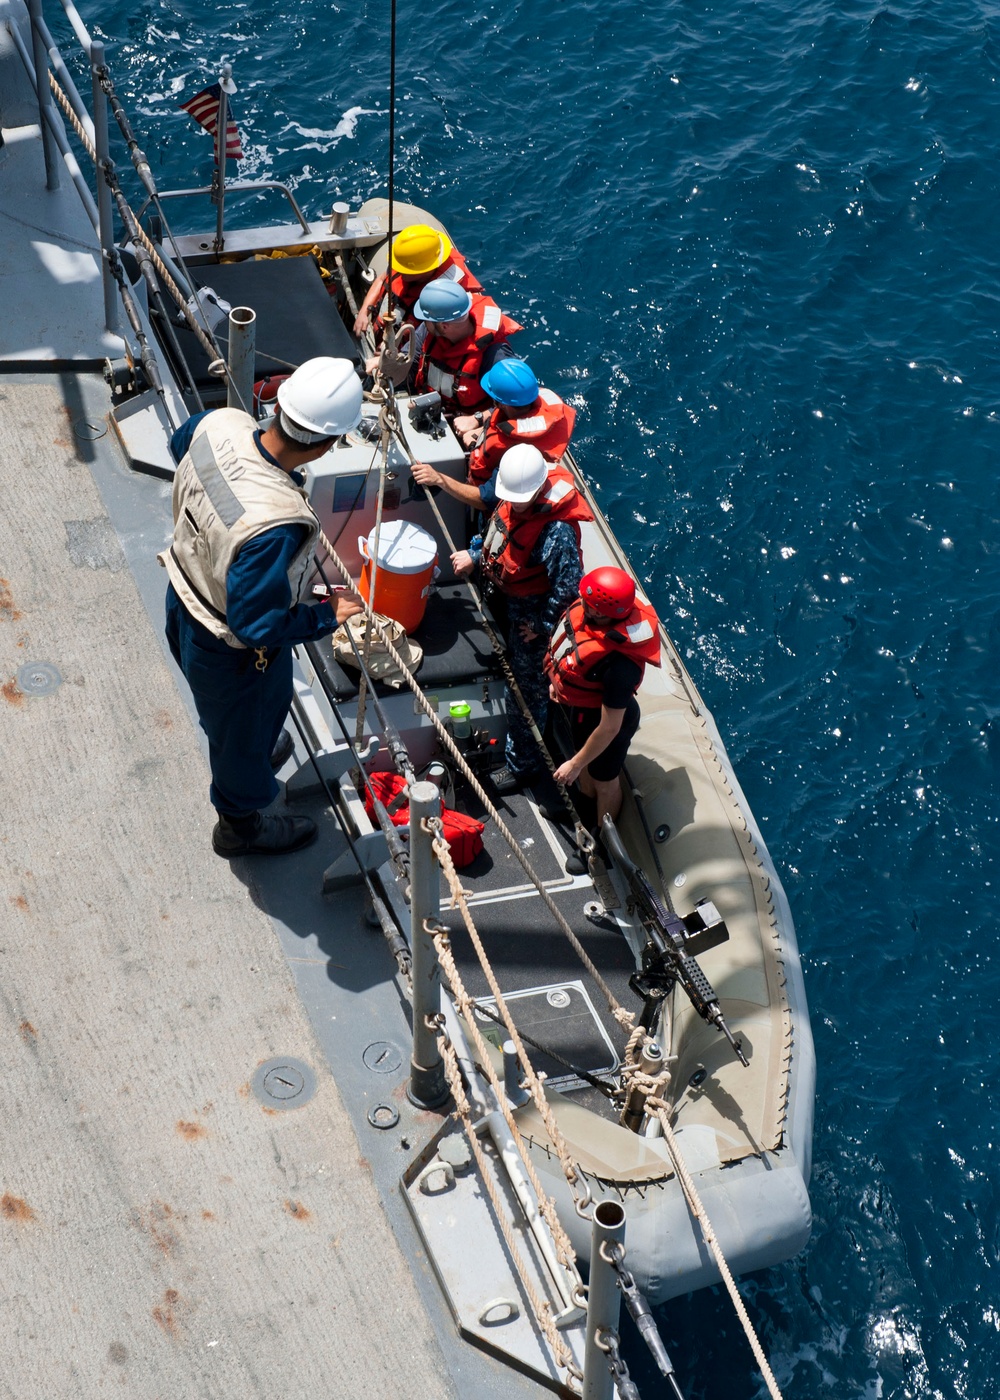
[{"xmin": 352, "ymin": 221, "xmax": 483, "ymax": 340}]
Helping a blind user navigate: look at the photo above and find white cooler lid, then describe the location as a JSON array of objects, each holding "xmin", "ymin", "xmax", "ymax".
[{"xmin": 366, "ymin": 519, "xmax": 438, "ymax": 574}]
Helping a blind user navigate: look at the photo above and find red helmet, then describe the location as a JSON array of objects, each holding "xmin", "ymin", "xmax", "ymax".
[{"xmin": 579, "ymin": 567, "xmax": 636, "ymax": 620}]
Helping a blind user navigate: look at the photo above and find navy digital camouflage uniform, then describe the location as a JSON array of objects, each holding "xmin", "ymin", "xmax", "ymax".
[{"xmin": 472, "ymin": 520, "xmax": 583, "ymax": 778}]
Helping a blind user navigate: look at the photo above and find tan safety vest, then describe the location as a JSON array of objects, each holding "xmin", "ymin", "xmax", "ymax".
[{"xmin": 160, "ymin": 409, "xmax": 320, "ymax": 648}]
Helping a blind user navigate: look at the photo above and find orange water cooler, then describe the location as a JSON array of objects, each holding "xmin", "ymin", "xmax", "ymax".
[{"xmin": 358, "ymin": 520, "xmax": 439, "ymax": 633}]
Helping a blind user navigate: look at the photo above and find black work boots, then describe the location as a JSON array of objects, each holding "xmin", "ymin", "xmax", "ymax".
[{"xmin": 212, "ymin": 810, "xmax": 317, "ymax": 857}]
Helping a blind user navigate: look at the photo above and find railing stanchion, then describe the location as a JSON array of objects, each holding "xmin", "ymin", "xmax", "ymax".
[
  {"xmin": 583, "ymin": 1201, "xmax": 627, "ymax": 1400},
  {"xmin": 407, "ymin": 781, "xmax": 449, "ymax": 1109},
  {"xmin": 226, "ymin": 306, "xmax": 256, "ymax": 414},
  {"xmin": 89, "ymin": 39, "xmax": 118, "ymax": 334},
  {"xmin": 28, "ymin": 0, "xmax": 60, "ymax": 189}
]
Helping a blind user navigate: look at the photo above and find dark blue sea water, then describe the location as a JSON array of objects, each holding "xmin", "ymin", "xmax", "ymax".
[{"xmin": 71, "ymin": 0, "xmax": 1000, "ymax": 1393}]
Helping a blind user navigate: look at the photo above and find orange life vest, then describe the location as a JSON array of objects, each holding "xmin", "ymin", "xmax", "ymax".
[
  {"xmin": 414, "ymin": 295, "xmax": 523, "ymax": 412},
  {"xmin": 468, "ymin": 389, "xmax": 577, "ymax": 486},
  {"xmin": 480, "ymin": 464, "xmax": 593, "ymax": 597},
  {"xmin": 373, "ymin": 250, "xmax": 483, "ymax": 331},
  {"xmin": 544, "ymin": 597, "xmax": 662, "ymax": 708}
]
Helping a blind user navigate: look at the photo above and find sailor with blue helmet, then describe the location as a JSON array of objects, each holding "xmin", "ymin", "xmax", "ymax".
[{"xmin": 411, "ymin": 357, "xmax": 576, "ymax": 511}]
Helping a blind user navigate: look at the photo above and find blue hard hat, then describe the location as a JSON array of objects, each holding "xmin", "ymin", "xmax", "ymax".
[
  {"xmin": 413, "ymin": 278, "xmax": 474, "ymax": 323},
  {"xmin": 479, "ymin": 359, "xmax": 539, "ymax": 407}
]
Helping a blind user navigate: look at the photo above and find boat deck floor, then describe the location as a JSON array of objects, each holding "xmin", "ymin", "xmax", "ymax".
[{"xmin": 445, "ymin": 782, "xmax": 638, "ymax": 1121}]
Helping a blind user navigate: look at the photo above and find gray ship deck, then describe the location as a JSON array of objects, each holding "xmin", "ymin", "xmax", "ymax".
[{"xmin": 0, "ymin": 57, "xmax": 544, "ymax": 1398}]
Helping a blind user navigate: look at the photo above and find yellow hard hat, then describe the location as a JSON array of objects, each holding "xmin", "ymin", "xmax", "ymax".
[{"xmin": 390, "ymin": 223, "xmax": 454, "ymax": 276}]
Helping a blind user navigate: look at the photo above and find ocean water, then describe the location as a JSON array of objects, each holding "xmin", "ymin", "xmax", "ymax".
[{"xmin": 68, "ymin": 0, "xmax": 1000, "ymax": 1394}]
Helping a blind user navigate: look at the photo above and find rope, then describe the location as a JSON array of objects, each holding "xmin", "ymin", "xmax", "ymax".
[
  {"xmin": 49, "ymin": 70, "xmax": 226, "ymax": 375},
  {"xmin": 317, "ymin": 522, "xmax": 633, "ymax": 1029},
  {"xmin": 434, "ymin": 1031, "xmax": 582, "ymax": 1384},
  {"xmin": 427, "ymin": 817, "xmax": 594, "ymax": 1229},
  {"xmin": 648, "ymin": 1090, "xmax": 785, "ymax": 1400},
  {"xmin": 354, "ymin": 418, "xmax": 390, "ymax": 760}
]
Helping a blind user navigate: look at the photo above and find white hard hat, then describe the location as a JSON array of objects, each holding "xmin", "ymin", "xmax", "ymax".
[
  {"xmin": 277, "ymin": 357, "xmax": 363, "ymax": 442},
  {"xmin": 495, "ymin": 444, "xmax": 548, "ymax": 503}
]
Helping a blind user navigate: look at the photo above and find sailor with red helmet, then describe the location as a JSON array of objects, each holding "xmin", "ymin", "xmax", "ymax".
[
  {"xmin": 452, "ymin": 444, "xmax": 593, "ymax": 793},
  {"xmin": 545, "ymin": 567, "xmax": 661, "ymax": 826},
  {"xmin": 352, "ymin": 222, "xmax": 483, "ymax": 341},
  {"xmin": 410, "ymin": 359, "xmax": 576, "ymax": 512}
]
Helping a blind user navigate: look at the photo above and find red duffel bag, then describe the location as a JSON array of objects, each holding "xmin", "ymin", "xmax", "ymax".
[{"xmin": 363, "ymin": 771, "xmax": 485, "ymax": 869}]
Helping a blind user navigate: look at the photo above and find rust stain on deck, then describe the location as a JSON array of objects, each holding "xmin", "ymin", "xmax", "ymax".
[
  {"xmin": 152, "ymin": 1288, "xmax": 182, "ymax": 1338},
  {"xmin": 1, "ymin": 1194, "xmax": 36, "ymax": 1223},
  {"xmin": 0, "ymin": 579, "xmax": 22, "ymax": 622},
  {"xmin": 176, "ymin": 1120, "xmax": 207, "ymax": 1141}
]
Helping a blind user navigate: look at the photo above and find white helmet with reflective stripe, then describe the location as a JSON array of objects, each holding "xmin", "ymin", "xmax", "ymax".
[
  {"xmin": 495, "ymin": 444, "xmax": 548, "ymax": 503},
  {"xmin": 277, "ymin": 357, "xmax": 363, "ymax": 442}
]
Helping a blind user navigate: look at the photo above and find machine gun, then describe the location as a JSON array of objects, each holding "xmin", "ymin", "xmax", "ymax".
[{"xmin": 601, "ymin": 817, "xmax": 749, "ymax": 1067}]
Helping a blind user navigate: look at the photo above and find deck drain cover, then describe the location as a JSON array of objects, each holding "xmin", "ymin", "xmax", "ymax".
[
  {"xmin": 252, "ymin": 1057, "xmax": 316, "ymax": 1109},
  {"xmin": 363, "ymin": 1041, "xmax": 403, "ymax": 1074},
  {"xmin": 16, "ymin": 662, "xmax": 62, "ymax": 697},
  {"xmin": 72, "ymin": 418, "xmax": 107, "ymax": 441}
]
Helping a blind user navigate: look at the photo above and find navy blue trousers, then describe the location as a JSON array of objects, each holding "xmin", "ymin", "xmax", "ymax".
[
  {"xmin": 503, "ymin": 596, "xmax": 551, "ymax": 778},
  {"xmin": 165, "ymin": 584, "xmax": 290, "ymax": 817}
]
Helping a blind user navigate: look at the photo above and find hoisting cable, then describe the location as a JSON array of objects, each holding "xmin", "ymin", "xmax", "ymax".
[
  {"xmin": 386, "ymin": 0, "xmax": 397, "ymax": 332},
  {"xmin": 603, "ymin": 1241, "xmax": 686, "ymax": 1399},
  {"xmin": 386, "ymin": 404, "xmax": 596, "ymax": 867},
  {"xmin": 314, "ymin": 524, "xmax": 633, "ymax": 1028},
  {"xmin": 353, "ymin": 411, "xmax": 392, "ymax": 771},
  {"xmin": 372, "ymin": 0, "xmax": 415, "ymax": 391}
]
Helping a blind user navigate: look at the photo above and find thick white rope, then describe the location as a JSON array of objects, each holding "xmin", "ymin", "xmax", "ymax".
[
  {"xmin": 649, "ymin": 1091, "xmax": 785, "ymax": 1400},
  {"xmin": 435, "ymin": 1034, "xmax": 582, "ymax": 1384},
  {"xmin": 428, "ymin": 818, "xmax": 593, "ymax": 1234}
]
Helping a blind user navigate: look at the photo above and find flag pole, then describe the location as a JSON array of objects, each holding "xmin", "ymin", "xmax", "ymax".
[{"xmin": 212, "ymin": 62, "xmax": 234, "ymax": 252}]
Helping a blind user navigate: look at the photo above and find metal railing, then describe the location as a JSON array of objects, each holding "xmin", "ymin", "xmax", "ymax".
[{"xmin": 10, "ymin": 0, "xmax": 315, "ymax": 343}]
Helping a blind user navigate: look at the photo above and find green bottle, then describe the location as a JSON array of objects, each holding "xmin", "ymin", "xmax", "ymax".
[{"xmin": 449, "ymin": 700, "xmax": 472, "ymax": 740}]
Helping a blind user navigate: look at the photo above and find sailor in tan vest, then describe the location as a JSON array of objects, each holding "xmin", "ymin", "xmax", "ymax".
[{"xmin": 161, "ymin": 357, "xmax": 364, "ymax": 856}]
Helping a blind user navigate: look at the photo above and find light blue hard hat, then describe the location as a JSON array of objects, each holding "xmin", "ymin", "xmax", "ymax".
[
  {"xmin": 413, "ymin": 277, "xmax": 474, "ymax": 323},
  {"xmin": 480, "ymin": 359, "xmax": 539, "ymax": 407}
]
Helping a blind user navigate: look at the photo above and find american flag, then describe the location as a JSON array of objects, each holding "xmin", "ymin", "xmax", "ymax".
[{"xmin": 179, "ymin": 83, "xmax": 243, "ymax": 160}]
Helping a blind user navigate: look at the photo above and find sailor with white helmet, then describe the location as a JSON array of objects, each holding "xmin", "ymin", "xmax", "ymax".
[
  {"xmin": 161, "ymin": 357, "xmax": 364, "ymax": 856},
  {"xmin": 452, "ymin": 443, "xmax": 593, "ymax": 793}
]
